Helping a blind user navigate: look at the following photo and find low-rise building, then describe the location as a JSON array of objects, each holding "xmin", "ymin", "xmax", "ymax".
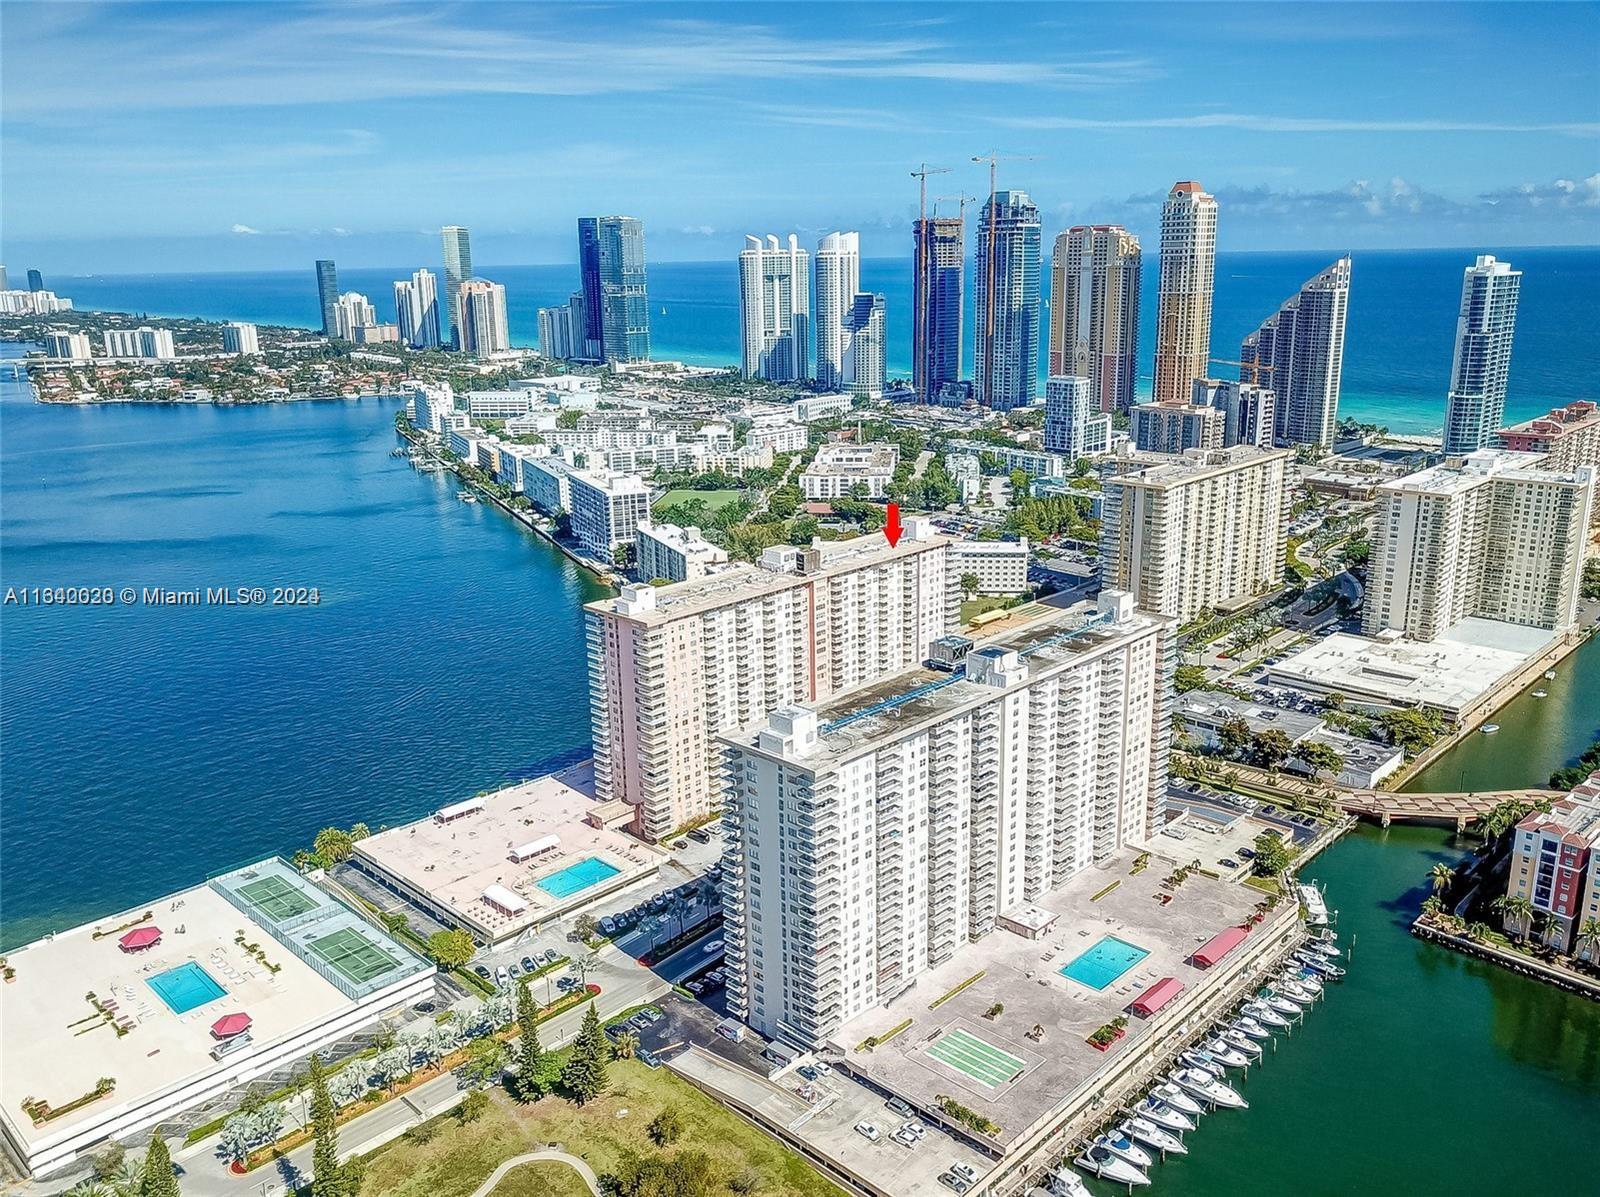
[
  {"xmin": 945, "ymin": 439, "xmax": 1068, "ymax": 480},
  {"xmin": 522, "ymin": 454, "xmax": 577, "ymax": 516},
  {"xmin": 745, "ymin": 421, "xmax": 807, "ymax": 454},
  {"xmin": 1505, "ymin": 772, "xmax": 1600, "ymax": 954},
  {"xmin": 950, "ymin": 537, "xmax": 1030, "ymax": 596},
  {"xmin": 465, "ymin": 390, "xmax": 537, "ymax": 420},
  {"xmin": 1175, "ymin": 693, "xmax": 1403, "ymax": 789},
  {"xmin": 568, "ymin": 468, "xmax": 651, "ymax": 558},
  {"xmin": 945, "ymin": 452, "xmax": 981, "ymax": 503},
  {"xmin": 799, "ymin": 441, "xmax": 899, "ymax": 499},
  {"xmin": 635, "ymin": 521, "xmax": 729, "ymax": 583},
  {"xmin": 793, "ymin": 393, "xmax": 852, "ymax": 423}
]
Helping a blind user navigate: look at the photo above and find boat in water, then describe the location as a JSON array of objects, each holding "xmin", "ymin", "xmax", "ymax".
[
  {"xmin": 1221, "ymin": 1027, "xmax": 1265, "ymax": 1057},
  {"xmin": 1135, "ymin": 1096, "xmax": 1195, "ymax": 1132},
  {"xmin": 1230, "ymin": 1014, "xmax": 1273, "ymax": 1040},
  {"xmin": 1149, "ymin": 1081, "xmax": 1205, "ymax": 1117},
  {"xmin": 1099, "ymin": 1131, "xmax": 1153, "ymax": 1170},
  {"xmin": 1075, "ymin": 1143, "xmax": 1150, "ymax": 1187},
  {"xmin": 1545, "ymin": 669, "xmax": 1557, "ymax": 679},
  {"xmin": 1260, "ymin": 989, "xmax": 1305, "ymax": 1016},
  {"xmin": 1201, "ymin": 1036, "xmax": 1254, "ymax": 1066},
  {"xmin": 1533, "ymin": 690, "xmax": 1548, "ymax": 698},
  {"xmin": 1297, "ymin": 883, "xmax": 1330, "ymax": 926},
  {"xmin": 1125, "ymin": 1116, "xmax": 1188, "ymax": 1157},
  {"xmin": 1171, "ymin": 1067, "xmax": 1248, "ymax": 1109},
  {"xmin": 1294, "ymin": 952, "xmax": 1346, "ymax": 979},
  {"xmin": 1242, "ymin": 1000, "xmax": 1292, "ymax": 1029},
  {"xmin": 1047, "ymin": 1168, "xmax": 1091, "ymax": 1197},
  {"xmin": 1277, "ymin": 974, "xmax": 1320, "ymax": 1001},
  {"xmin": 1481, "ymin": 723, "xmax": 1500, "ymax": 734}
]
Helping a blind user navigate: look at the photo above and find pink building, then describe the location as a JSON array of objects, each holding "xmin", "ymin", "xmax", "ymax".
[
  {"xmin": 1505, "ymin": 771, "xmax": 1600, "ymax": 955},
  {"xmin": 1497, "ymin": 401, "xmax": 1600, "ymax": 525}
]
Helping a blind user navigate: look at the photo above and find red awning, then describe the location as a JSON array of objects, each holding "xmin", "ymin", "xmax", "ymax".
[
  {"xmin": 1131, "ymin": 976, "xmax": 1185, "ymax": 1017},
  {"xmin": 1192, "ymin": 925, "xmax": 1250, "ymax": 968},
  {"xmin": 119, "ymin": 926, "xmax": 163, "ymax": 950},
  {"xmin": 211, "ymin": 1013, "xmax": 252, "ymax": 1038}
]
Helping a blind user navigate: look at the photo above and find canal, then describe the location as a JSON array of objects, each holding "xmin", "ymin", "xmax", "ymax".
[{"xmin": 1097, "ymin": 634, "xmax": 1600, "ymax": 1196}]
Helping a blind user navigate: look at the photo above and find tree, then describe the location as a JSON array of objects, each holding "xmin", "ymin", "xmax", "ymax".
[
  {"xmin": 613, "ymin": 543, "xmax": 634, "ymax": 570},
  {"xmin": 574, "ymin": 913, "xmax": 601, "ymax": 942},
  {"xmin": 1218, "ymin": 718, "xmax": 1253, "ymax": 759},
  {"xmin": 1429, "ymin": 864, "xmax": 1455, "ymax": 897},
  {"xmin": 138, "ymin": 1134, "xmax": 179, "ymax": 1197},
  {"xmin": 1251, "ymin": 729, "xmax": 1294, "ymax": 770},
  {"xmin": 613, "ymin": 1029, "xmax": 640, "ymax": 1060},
  {"xmin": 1576, "ymin": 917, "xmax": 1600, "ymax": 965},
  {"xmin": 611, "ymin": 1151, "xmax": 720, "ymax": 1197},
  {"xmin": 508, "ymin": 981, "xmax": 544, "ymax": 1102},
  {"xmin": 560, "ymin": 1001, "xmax": 610, "ymax": 1104},
  {"xmin": 1379, "ymin": 707, "xmax": 1444, "ymax": 756},
  {"xmin": 1493, "ymin": 894, "xmax": 1536, "ymax": 942},
  {"xmin": 312, "ymin": 827, "xmax": 354, "ymax": 865},
  {"xmin": 425, "ymin": 929, "xmax": 476, "ymax": 971},
  {"xmin": 1174, "ymin": 664, "xmax": 1209, "ymax": 693},
  {"xmin": 960, "ymin": 572, "xmax": 982, "ymax": 600},
  {"xmin": 1296, "ymin": 741, "xmax": 1345, "ymax": 780},
  {"xmin": 308, "ymin": 1054, "xmax": 358, "ymax": 1197},
  {"xmin": 456, "ymin": 1089, "xmax": 489, "ymax": 1124},
  {"xmin": 648, "ymin": 1106, "xmax": 684, "ymax": 1146},
  {"xmin": 458, "ymin": 1034, "xmax": 509, "ymax": 1088},
  {"xmin": 1251, "ymin": 831, "xmax": 1295, "ymax": 877},
  {"xmin": 730, "ymin": 1167, "xmax": 763, "ymax": 1195}
]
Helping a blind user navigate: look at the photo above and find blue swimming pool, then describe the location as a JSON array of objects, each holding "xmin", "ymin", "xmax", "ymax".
[
  {"xmin": 536, "ymin": 856, "xmax": 621, "ymax": 899},
  {"xmin": 147, "ymin": 961, "xmax": 228, "ymax": 1013},
  {"xmin": 1060, "ymin": 935, "xmax": 1150, "ymax": 990}
]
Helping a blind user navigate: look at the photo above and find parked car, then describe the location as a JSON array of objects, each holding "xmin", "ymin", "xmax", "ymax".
[
  {"xmin": 543, "ymin": 948, "xmax": 558, "ymax": 964},
  {"xmin": 688, "ymin": 828, "xmax": 712, "ymax": 843},
  {"xmin": 797, "ymin": 1065, "xmax": 818, "ymax": 1082},
  {"xmin": 474, "ymin": 965, "xmax": 492, "ymax": 981},
  {"xmin": 886, "ymin": 1096, "xmax": 913, "ymax": 1117},
  {"xmin": 854, "ymin": 1122, "xmax": 880, "ymax": 1142},
  {"xmin": 495, "ymin": 966, "xmax": 510, "ymax": 987},
  {"xmin": 638, "ymin": 1050, "xmax": 661, "ymax": 1069},
  {"xmin": 673, "ymin": 839, "xmax": 690, "ymax": 850},
  {"xmin": 937, "ymin": 1173, "xmax": 969, "ymax": 1194},
  {"xmin": 703, "ymin": 938, "xmax": 724, "ymax": 955},
  {"xmin": 951, "ymin": 1163, "xmax": 978, "ymax": 1183},
  {"xmin": 520, "ymin": 955, "xmax": 537, "ymax": 972}
]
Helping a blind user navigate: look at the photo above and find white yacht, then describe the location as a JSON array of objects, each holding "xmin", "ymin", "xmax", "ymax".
[
  {"xmin": 1198, "ymin": 1038, "xmax": 1252, "ymax": 1068},
  {"xmin": 1047, "ymin": 1169, "xmax": 1091, "ymax": 1197},
  {"xmin": 1099, "ymin": 1131, "xmax": 1153, "ymax": 1170},
  {"xmin": 1125, "ymin": 1116, "xmax": 1188, "ymax": 1157},
  {"xmin": 1275, "ymin": 977, "xmax": 1318, "ymax": 1004},
  {"xmin": 1231, "ymin": 1014, "xmax": 1272, "ymax": 1040},
  {"xmin": 1150, "ymin": 1081, "xmax": 1205, "ymax": 1117},
  {"xmin": 1295, "ymin": 952, "xmax": 1346, "ymax": 979},
  {"xmin": 1221, "ymin": 1028, "xmax": 1264, "ymax": 1057},
  {"xmin": 1242, "ymin": 1000, "xmax": 1292, "ymax": 1029},
  {"xmin": 1171, "ymin": 1067, "xmax": 1248, "ymax": 1109},
  {"xmin": 1076, "ymin": 1143, "xmax": 1150, "ymax": 1188},
  {"xmin": 1135, "ymin": 1095, "xmax": 1195, "ymax": 1132},
  {"xmin": 1260, "ymin": 990, "xmax": 1304, "ymax": 1017}
]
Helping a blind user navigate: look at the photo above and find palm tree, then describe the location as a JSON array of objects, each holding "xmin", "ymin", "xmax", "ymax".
[
  {"xmin": 1421, "ymin": 895, "xmax": 1444, "ymax": 920},
  {"xmin": 1575, "ymin": 918, "xmax": 1600, "ymax": 966},
  {"xmin": 1428, "ymin": 864, "xmax": 1454, "ymax": 897},
  {"xmin": 1492, "ymin": 894, "xmax": 1536, "ymax": 942},
  {"xmin": 65, "ymin": 1182, "xmax": 112, "ymax": 1197},
  {"xmin": 613, "ymin": 1030, "xmax": 640, "ymax": 1060}
]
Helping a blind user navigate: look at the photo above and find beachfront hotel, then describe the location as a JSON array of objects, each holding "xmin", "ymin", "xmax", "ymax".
[
  {"xmin": 717, "ymin": 594, "xmax": 1175, "ymax": 1050},
  {"xmin": 0, "ymin": 860, "xmax": 433, "ymax": 1178},
  {"xmin": 1239, "ymin": 257, "xmax": 1351, "ymax": 449},
  {"xmin": 1442, "ymin": 255, "xmax": 1521, "ymax": 456},
  {"xmin": 1048, "ymin": 225, "xmax": 1141, "ymax": 414},
  {"xmin": 585, "ymin": 525, "xmax": 957, "ymax": 841},
  {"xmin": 1503, "ymin": 772, "xmax": 1600, "ymax": 955},
  {"xmin": 1497, "ymin": 400, "xmax": 1600, "ymax": 525}
]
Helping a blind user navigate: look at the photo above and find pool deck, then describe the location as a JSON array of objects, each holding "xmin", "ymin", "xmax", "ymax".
[
  {"xmin": 350, "ymin": 761, "xmax": 662, "ymax": 943},
  {"xmin": 831, "ymin": 844, "xmax": 1266, "ymax": 1159}
]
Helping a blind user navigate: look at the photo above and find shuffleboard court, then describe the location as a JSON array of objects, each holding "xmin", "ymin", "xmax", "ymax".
[
  {"xmin": 237, "ymin": 874, "xmax": 319, "ymax": 921},
  {"xmin": 925, "ymin": 1027, "xmax": 1026, "ymax": 1088},
  {"xmin": 307, "ymin": 927, "xmax": 400, "ymax": 984}
]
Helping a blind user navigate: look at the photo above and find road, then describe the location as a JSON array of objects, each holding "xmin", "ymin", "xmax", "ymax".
[{"xmin": 467, "ymin": 1151, "xmax": 599, "ymax": 1197}]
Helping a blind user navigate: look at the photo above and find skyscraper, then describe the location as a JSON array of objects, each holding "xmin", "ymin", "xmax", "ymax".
[
  {"xmin": 314, "ymin": 260, "xmax": 339, "ymax": 338},
  {"xmin": 1043, "ymin": 375, "xmax": 1092, "ymax": 457},
  {"xmin": 1442, "ymin": 255, "xmax": 1522, "ymax": 455},
  {"xmin": 440, "ymin": 226, "xmax": 473, "ymax": 350},
  {"xmin": 332, "ymin": 291, "xmax": 376, "ymax": 341},
  {"xmin": 738, "ymin": 234, "xmax": 811, "ymax": 382},
  {"xmin": 814, "ymin": 231, "xmax": 861, "ymax": 392},
  {"xmin": 1049, "ymin": 225, "xmax": 1141, "ymax": 414},
  {"xmin": 974, "ymin": 189, "xmax": 1042, "ymax": 410},
  {"xmin": 393, "ymin": 268, "xmax": 441, "ymax": 350},
  {"xmin": 578, "ymin": 216, "xmax": 651, "ymax": 363},
  {"xmin": 912, "ymin": 216, "xmax": 964, "ymax": 402},
  {"xmin": 455, "ymin": 278, "xmax": 509, "ymax": 356},
  {"xmin": 844, "ymin": 292, "xmax": 886, "ymax": 399},
  {"xmin": 1153, "ymin": 181, "xmax": 1218, "ymax": 406},
  {"xmin": 0, "ymin": 266, "xmax": 9, "ymax": 291},
  {"xmin": 1240, "ymin": 257, "xmax": 1351, "ymax": 448},
  {"xmin": 26, "ymin": 269, "xmax": 44, "ymax": 293}
]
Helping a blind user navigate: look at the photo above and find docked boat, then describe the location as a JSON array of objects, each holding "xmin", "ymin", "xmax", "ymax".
[
  {"xmin": 1297, "ymin": 883, "xmax": 1330, "ymax": 926},
  {"xmin": 1533, "ymin": 690, "xmax": 1548, "ymax": 699},
  {"xmin": 1242, "ymin": 1000, "xmax": 1292, "ymax": 1029},
  {"xmin": 1150, "ymin": 1082, "xmax": 1205, "ymax": 1117},
  {"xmin": 1302, "ymin": 938, "xmax": 1341, "ymax": 959},
  {"xmin": 1295, "ymin": 952, "xmax": 1346, "ymax": 979},
  {"xmin": 1135, "ymin": 1096, "xmax": 1195, "ymax": 1133},
  {"xmin": 1171, "ymin": 1067, "xmax": 1248, "ymax": 1109},
  {"xmin": 1259, "ymin": 991, "xmax": 1304, "ymax": 1017},
  {"xmin": 1099, "ymin": 1131, "xmax": 1153, "ymax": 1170},
  {"xmin": 1545, "ymin": 670, "xmax": 1557, "ymax": 679},
  {"xmin": 1125, "ymin": 1116, "xmax": 1188, "ymax": 1157},
  {"xmin": 1285, "ymin": 968, "xmax": 1325, "ymax": 995},
  {"xmin": 1221, "ymin": 1028, "xmax": 1264, "ymax": 1057},
  {"xmin": 1230, "ymin": 1015, "xmax": 1272, "ymax": 1040},
  {"xmin": 1075, "ymin": 1144, "xmax": 1149, "ymax": 1187},
  {"xmin": 1047, "ymin": 1168, "xmax": 1092, "ymax": 1197},
  {"xmin": 1276, "ymin": 977, "xmax": 1318, "ymax": 1003},
  {"xmin": 1201, "ymin": 1036, "xmax": 1253, "ymax": 1066},
  {"xmin": 1481, "ymin": 723, "xmax": 1500, "ymax": 734}
]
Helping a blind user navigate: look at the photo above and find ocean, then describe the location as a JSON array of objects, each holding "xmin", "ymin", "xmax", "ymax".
[{"xmin": 54, "ymin": 246, "xmax": 1600, "ymax": 436}]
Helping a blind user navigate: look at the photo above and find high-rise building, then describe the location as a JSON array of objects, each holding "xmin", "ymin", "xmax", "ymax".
[
  {"xmin": 912, "ymin": 216, "xmax": 964, "ymax": 402},
  {"xmin": 739, "ymin": 234, "xmax": 811, "ymax": 382},
  {"xmin": 585, "ymin": 526, "xmax": 956, "ymax": 840},
  {"xmin": 1043, "ymin": 375, "xmax": 1093, "ymax": 458},
  {"xmin": 0, "ymin": 266, "xmax": 9, "ymax": 291},
  {"xmin": 567, "ymin": 469, "xmax": 651, "ymax": 559},
  {"xmin": 537, "ymin": 300, "xmax": 580, "ymax": 361},
  {"xmin": 26, "ymin": 269, "xmax": 44, "ymax": 293},
  {"xmin": 720, "ymin": 595, "xmax": 1174, "ymax": 1048},
  {"xmin": 102, "ymin": 327, "xmax": 177, "ymax": 360},
  {"xmin": 1100, "ymin": 446, "xmax": 1292, "ymax": 624},
  {"xmin": 1153, "ymin": 181, "xmax": 1218, "ymax": 406},
  {"xmin": 1130, "ymin": 401, "xmax": 1224, "ymax": 454},
  {"xmin": 843, "ymin": 292, "xmax": 886, "ymax": 400},
  {"xmin": 578, "ymin": 216, "xmax": 651, "ymax": 363},
  {"xmin": 1498, "ymin": 401, "xmax": 1600, "ymax": 526},
  {"xmin": 1442, "ymin": 255, "xmax": 1521, "ymax": 455},
  {"xmin": 393, "ymin": 268, "xmax": 441, "ymax": 350},
  {"xmin": 315, "ymin": 260, "xmax": 339, "ymax": 338},
  {"xmin": 1362, "ymin": 449, "xmax": 1593, "ymax": 641},
  {"xmin": 1049, "ymin": 225, "xmax": 1141, "ymax": 413},
  {"xmin": 974, "ymin": 189, "xmax": 1042, "ymax": 410},
  {"xmin": 455, "ymin": 278, "xmax": 510, "ymax": 357},
  {"xmin": 332, "ymin": 292, "xmax": 376, "ymax": 341},
  {"xmin": 440, "ymin": 226, "xmax": 473, "ymax": 349},
  {"xmin": 1191, "ymin": 378, "xmax": 1276, "ymax": 448},
  {"xmin": 42, "ymin": 330, "xmax": 92, "ymax": 360},
  {"xmin": 221, "ymin": 322, "xmax": 260, "ymax": 356},
  {"xmin": 814, "ymin": 231, "xmax": 861, "ymax": 392},
  {"xmin": 1240, "ymin": 257, "xmax": 1351, "ymax": 448},
  {"xmin": 1504, "ymin": 773, "xmax": 1600, "ymax": 955}
]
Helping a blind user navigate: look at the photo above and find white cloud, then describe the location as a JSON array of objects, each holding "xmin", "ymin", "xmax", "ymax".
[
  {"xmin": 230, "ymin": 223, "xmax": 260, "ymax": 235},
  {"xmin": 992, "ymin": 112, "xmax": 1599, "ymax": 137}
]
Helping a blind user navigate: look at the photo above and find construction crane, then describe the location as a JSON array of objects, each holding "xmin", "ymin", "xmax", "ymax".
[
  {"xmin": 971, "ymin": 152, "xmax": 1038, "ymax": 408},
  {"xmin": 911, "ymin": 163, "xmax": 954, "ymax": 402},
  {"xmin": 1209, "ymin": 357, "xmax": 1275, "ymax": 387}
]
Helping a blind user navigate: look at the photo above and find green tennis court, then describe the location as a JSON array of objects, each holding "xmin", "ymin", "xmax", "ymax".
[
  {"xmin": 925, "ymin": 1028, "xmax": 1025, "ymax": 1087},
  {"xmin": 307, "ymin": 927, "xmax": 400, "ymax": 984},
  {"xmin": 237, "ymin": 874, "xmax": 319, "ymax": 921}
]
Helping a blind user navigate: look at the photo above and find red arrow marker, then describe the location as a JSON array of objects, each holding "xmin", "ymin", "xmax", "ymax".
[{"xmin": 884, "ymin": 502, "xmax": 903, "ymax": 547}]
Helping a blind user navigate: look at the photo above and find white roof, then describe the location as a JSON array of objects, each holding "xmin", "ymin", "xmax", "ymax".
[
  {"xmin": 510, "ymin": 834, "xmax": 560, "ymax": 860},
  {"xmin": 435, "ymin": 796, "xmax": 485, "ymax": 821},
  {"xmin": 482, "ymin": 884, "xmax": 528, "ymax": 913}
]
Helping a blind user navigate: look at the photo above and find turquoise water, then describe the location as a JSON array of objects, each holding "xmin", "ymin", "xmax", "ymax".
[
  {"xmin": 53, "ymin": 247, "xmax": 1600, "ymax": 434},
  {"xmin": 146, "ymin": 961, "xmax": 227, "ymax": 1014},
  {"xmin": 1061, "ymin": 935, "xmax": 1151, "ymax": 990},
  {"xmin": 535, "ymin": 855, "xmax": 621, "ymax": 899}
]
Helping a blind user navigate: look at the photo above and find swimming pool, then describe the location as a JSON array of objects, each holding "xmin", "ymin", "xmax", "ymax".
[
  {"xmin": 147, "ymin": 961, "xmax": 228, "ymax": 1013},
  {"xmin": 1060, "ymin": 935, "xmax": 1150, "ymax": 990},
  {"xmin": 535, "ymin": 856, "xmax": 621, "ymax": 899}
]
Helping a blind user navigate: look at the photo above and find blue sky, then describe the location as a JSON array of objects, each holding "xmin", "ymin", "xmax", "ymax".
[{"xmin": 3, "ymin": 1, "xmax": 1597, "ymax": 274}]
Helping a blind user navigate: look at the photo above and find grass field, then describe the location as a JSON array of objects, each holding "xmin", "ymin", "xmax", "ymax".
[
  {"xmin": 488, "ymin": 1161, "xmax": 592, "ymax": 1197},
  {"xmin": 655, "ymin": 488, "xmax": 742, "ymax": 514},
  {"xmin": 959, "ymin": 595, "xmax": 1012, "ymax": 625},
  {"xmin": 359, "ymin": 1060, "xmax": 836, "ymax": 1197}
]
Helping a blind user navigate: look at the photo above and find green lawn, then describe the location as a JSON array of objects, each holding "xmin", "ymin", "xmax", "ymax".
[
  {"xmin": 489, "ymin": 1161, "xmax": 592, "ymax": 1197},
  {"xmin": 654, "ymin": 488, "xmax": 742, "ymax": 514},
  {"xmin": 359, "ymin": 1060, "xmax": 836, "ymax": 1197},
  {"xmin": 959, "ymin": 595, "xmax": 1012, "ymax": 624}
]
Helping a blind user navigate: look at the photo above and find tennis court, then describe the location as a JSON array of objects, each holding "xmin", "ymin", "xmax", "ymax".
[
  {"xmin": 237, "ymin": 874, "xmax": 319, "ymax": 922},
  {"xmin": 925, "ymin": 1028, "xmax": 1026, "ymax": 1088},
  {"xmin": 306, "ymin": 927, "xmax": 400, "ymax": 984}
]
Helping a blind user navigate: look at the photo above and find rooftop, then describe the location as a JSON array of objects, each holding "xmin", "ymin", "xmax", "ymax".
[
  {"xmin": 1106, "ymin": 444, "xmax": 1290, "ymax": 488},
  {"xmin": 1377, "ymin": 447, "xmax": 1588, "ymax": 496},
  {"xmin": 1516, "ymin": 774, "xmax": 1600, "ymax": 845}
]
